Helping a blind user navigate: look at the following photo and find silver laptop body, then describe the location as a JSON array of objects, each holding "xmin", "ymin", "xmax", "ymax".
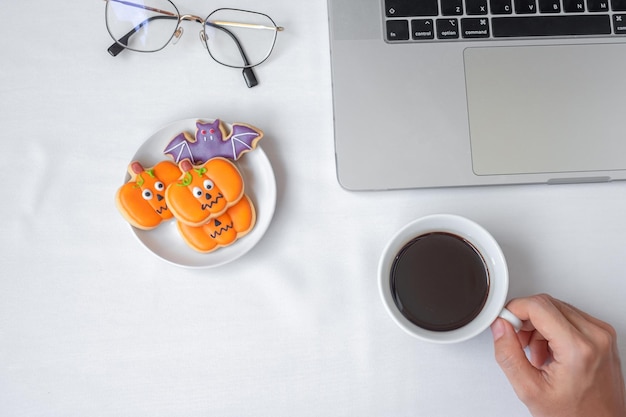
[{"xmin": 328, "ymin": 0, "xmax": 626, "ymax": 190}]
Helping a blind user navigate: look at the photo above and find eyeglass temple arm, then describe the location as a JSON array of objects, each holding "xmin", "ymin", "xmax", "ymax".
[
  {"xmin": 204, "ymin": 21, "xmax": 258, "ymax": 88},
  {"xmin": 241, "ymin": 68, "xmax": 258, "ymax": 89}
]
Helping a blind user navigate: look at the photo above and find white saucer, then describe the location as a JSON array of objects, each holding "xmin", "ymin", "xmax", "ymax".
[{"xmin": 123, "ymin": 118, "xmax": 276, "ymax": 268}]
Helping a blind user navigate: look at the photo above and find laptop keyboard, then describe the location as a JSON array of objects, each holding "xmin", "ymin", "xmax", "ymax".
[{"xmin": 384, "ymin": 0, "xmax": 626, "ymax": 41}]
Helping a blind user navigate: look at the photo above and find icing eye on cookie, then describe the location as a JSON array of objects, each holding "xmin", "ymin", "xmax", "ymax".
[
  {"xmin": 154, "ymin": 181, "xmax": 165, "ymax": 191},
  {"xmin": 142, "ymin": 189, "xmax": 154, "ymax": 200},
  {"xmin": 203, "ymin": 179, "xmax": 214, "ymax": 190}
]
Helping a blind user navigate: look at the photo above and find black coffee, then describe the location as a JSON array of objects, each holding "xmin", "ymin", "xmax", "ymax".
[{"xmin": 390, "ymin": 232, "xmax": 489, "ymax": 331}]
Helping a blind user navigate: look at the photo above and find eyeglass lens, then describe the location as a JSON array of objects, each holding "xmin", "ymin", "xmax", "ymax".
[
  {"xmin": 203, "ymin": 9, "xmax": 278, "ymax": 68},
  {"xmin": 106, "ymin": 0, "xmax": 180, "ymax": 53}
]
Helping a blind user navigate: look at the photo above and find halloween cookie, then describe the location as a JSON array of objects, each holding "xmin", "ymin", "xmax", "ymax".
[
  {"xmin": 165, "ymin": 158, "xmax": 245, "ymax": 227},
  {"xmin": 115, "ymin": 160, "xmax": 181, "ymax": 230},
  {"xmin": 163, "ymin": 119, "xmax": 263, "ymax": 164},
  {"xmin": 177, "ymin": 194, "xmax": 256, "ymax": 253}
]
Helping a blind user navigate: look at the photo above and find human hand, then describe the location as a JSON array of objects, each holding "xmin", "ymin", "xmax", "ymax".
[{"xmin": 491, "ymin": 294, "xmax": 626, "ymax": 417}]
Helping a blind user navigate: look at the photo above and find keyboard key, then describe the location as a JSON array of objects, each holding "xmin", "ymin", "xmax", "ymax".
[
  {"xmin": 385, "ymin": 0, "xmax": 438, "ymax": 17},
  {"xmin": 466, "ymin": 0, "xmax": 489, "ymax": 14},
  {"xmin": 515, "ymin": 0, "xmax": 538, "ymax": 13},
  {"xmin": 615, "ymin": 14, "xmax": 626, "ymax": 33},
  {"xmin": 563, "ymin": 0, "xmax": 586, "ymax": 11},
  {"xmin": 441, "ymin": 0, "xmax": 464, "ymax": 15},
  {"xmin": 386, "ymin": 20, "xmax": 410, "ymax": 40},
  {"xmin": 436, "ymin": 18, "xmax": 460, "ymax": 38},
  {"xmin": 461, "ymin": 18, "xmax": 490, "ymax": 37},
  {"xmin": 490, "ymin": 0, "xmax": 513, "ymax": 14},
  {"xmin": 411, "ymin": 19, "xmax": 435, "ymax": 39},
  {"xmin": 492, "ymin": 15, "xmax": 611, "ymax": 36},
  {"xmin": 539, "ymin": 0, "xmax": 561, "ymax": 12},
  {"xmin": 612, "ymin": 0, "xmax": 626, "ymax": 10},
  {"xmin": 587, "ymin": 0, "xmax": 610, "ymax": 11}
]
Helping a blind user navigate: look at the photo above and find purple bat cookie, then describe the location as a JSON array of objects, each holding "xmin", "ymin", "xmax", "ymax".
[{"xmin": 163, "ymin": 119, "xmax": 263, "ymax": 164}]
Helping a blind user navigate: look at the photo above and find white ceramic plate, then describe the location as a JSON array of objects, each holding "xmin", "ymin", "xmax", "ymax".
[{"xmin": 123, "ymin": 118, "xmax": 276, "ymax": 268}]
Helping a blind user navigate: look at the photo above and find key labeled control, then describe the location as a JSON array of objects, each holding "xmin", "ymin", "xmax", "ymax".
[{"xmin": 412, "ymin": 19, "xmax": 435, "ymax": 39}]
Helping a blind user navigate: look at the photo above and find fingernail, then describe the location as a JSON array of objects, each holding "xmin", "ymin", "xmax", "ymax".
[{"xmin": 491, "ymin": 319, "xmax": 505, "ymax": 341}]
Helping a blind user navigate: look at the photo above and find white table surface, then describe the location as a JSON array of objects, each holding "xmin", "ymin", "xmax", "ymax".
[{"xmin": 1, "ymin": 1, "xmax": 625, "ymax": 416}]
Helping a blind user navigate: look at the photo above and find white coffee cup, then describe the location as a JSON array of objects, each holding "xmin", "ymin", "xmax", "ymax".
[{"xmin": 378, "ymin": 214, "xmax": 522, "ymax": 344}]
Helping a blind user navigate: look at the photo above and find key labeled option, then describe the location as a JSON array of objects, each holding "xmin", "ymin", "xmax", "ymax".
[{"xmin": 437, "ymin": 18, "xmax": 460, "ymax": 38}]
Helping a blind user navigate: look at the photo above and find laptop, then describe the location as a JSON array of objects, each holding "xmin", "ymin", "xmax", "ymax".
[{"xmin": 327, "ymin": 0, "xmax": 626, "ymax": 190}]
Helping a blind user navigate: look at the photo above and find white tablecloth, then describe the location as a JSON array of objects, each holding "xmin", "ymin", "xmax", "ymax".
[{"xmin": 1, "ymin": 1, "xmax": 625, "ymax": 416}]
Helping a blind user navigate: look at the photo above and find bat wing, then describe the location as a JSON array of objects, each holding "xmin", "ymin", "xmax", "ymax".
[
  {"xmin": 226, "ymin": 124, "xmax": 264, "ymax": 160},
  {"xmin": 163, "ymin": 132, "xmax": 197, "ymax": 164}
]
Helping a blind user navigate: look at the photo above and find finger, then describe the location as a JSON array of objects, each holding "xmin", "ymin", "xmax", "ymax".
[
  {"xmin": 505, "ymin": 294, "xmax": 579, "ymax": 346},
  {"xmin": 551, "ymin": 298, "xmax": 591, "ymax": 323},
  {"xmin": 515, "ymin": 327, "xmax": 551, "ymax": 369},
  {"xmin": 527, "ymin": 330, "xmax": 551, "ymax": 368},
  {"xmin": 505, "ymin": 294, "xmax": 586, "ymax": 366},
  {"xmin": 553, "ymin": 299, "xmax": 621, "ymax": 364},
  {"xmin": 491, "ymin": 318, "xmax": 545, "ymax": 399},
  {"xmin": 516, "ymin": 329, "xmax": 533, "ymax": 349},
  {"xmin": 555, "ymin": 299, "xmax": 616, "ymax": 336}
]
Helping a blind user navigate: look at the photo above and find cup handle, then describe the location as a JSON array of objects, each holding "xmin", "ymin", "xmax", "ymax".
[{"xmin": 498, "ymin": 307, "xmax": 523, "ymax": 332}]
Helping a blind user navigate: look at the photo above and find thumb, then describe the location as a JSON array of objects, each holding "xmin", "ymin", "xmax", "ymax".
[{"xmin": 491, "ymin": 318, "xmax": 544, "ymax": 395}]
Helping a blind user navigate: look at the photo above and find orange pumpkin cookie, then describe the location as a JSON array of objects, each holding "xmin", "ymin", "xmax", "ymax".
[
  {"xmin": 177, "ymin": 194, "xmax": 256, "ymax": 253},
  {"xmin": 116, "ymin": 161, "xmax": 181, "ymax": 230},
  {"xmin": 165, "ymin": 158, "xmax": 245, "ymax": 227}
]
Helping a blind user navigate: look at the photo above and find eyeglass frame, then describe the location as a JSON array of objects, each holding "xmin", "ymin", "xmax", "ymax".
[{"xmin": 103, "ymin": 0, "xmax": 284, "ymax": 88}]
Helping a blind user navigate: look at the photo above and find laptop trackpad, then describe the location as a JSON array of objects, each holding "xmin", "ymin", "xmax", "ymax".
[{"xmin": 464, "ymin": 44, "xmax": 626, "ymax": 176}]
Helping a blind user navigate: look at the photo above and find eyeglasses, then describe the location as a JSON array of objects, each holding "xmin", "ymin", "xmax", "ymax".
[{"xmin": 103, "ymin": 0, "xmax": 284, "ymax": 87}]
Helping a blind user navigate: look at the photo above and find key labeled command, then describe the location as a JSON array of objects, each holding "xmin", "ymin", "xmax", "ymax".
[{"xmin": 461, "ymin": 18, "xmax": 490, "ymax": 37}]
